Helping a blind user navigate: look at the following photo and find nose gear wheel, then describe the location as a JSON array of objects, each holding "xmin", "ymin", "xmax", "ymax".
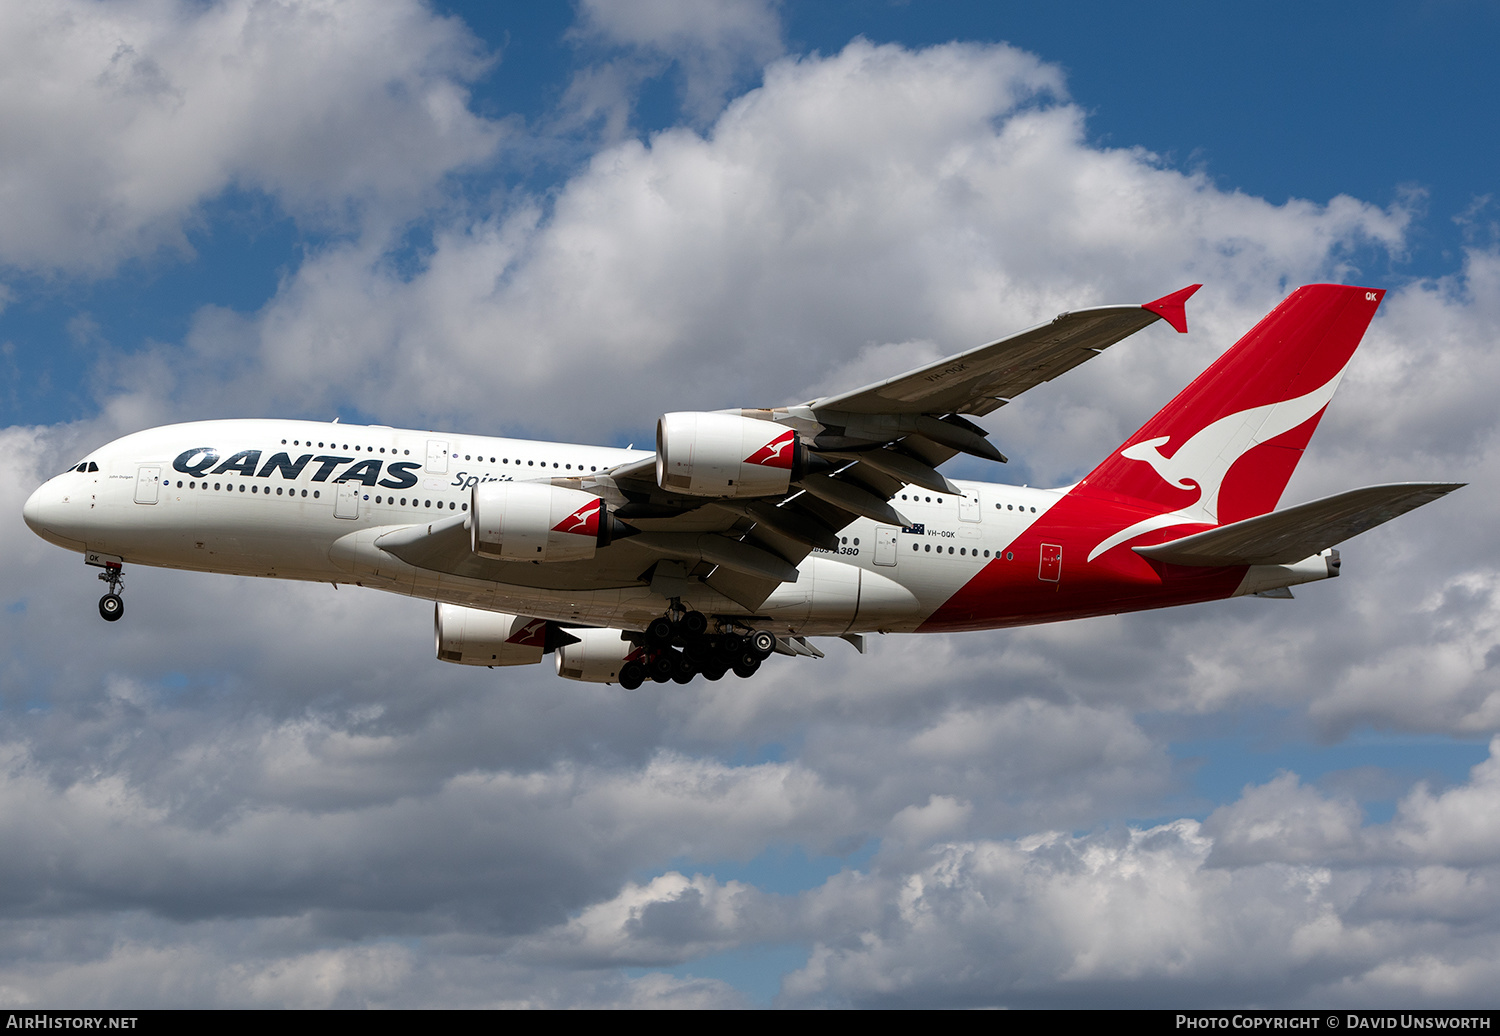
[{"xmin": 96, "ymin": 563, "xmax": 125, "ymax": 622}]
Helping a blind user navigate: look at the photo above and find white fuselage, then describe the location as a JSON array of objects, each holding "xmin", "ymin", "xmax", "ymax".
[{"xmin": 23, "ymin": 419, "xmax": 1065, "ymax": 635}]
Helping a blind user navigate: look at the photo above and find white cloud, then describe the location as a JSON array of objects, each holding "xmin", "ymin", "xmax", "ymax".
[
  {"xmin": 776, "ymin": 745, "xmax": 1500, "ymax": 1007},
  {"xmin": 0, "ymin": 0, "xmax": 500, "ymax": 275},
  {"xmin": 178, "ymin": 37, "xmax": 1412, "ymax": 452}
]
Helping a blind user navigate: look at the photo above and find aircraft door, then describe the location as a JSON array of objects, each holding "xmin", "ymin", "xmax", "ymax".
[
  {"xmin": 134, "ymin": 466, "xmax": 160, "ymax": 504},
  {"xmin": 958, "ymin": 490, "xmax": 980, "ymax": 522},
  {"xmin": 1039, "ymin": 543, "xmax": 1062, "ymax": 582},
  {"xmin": 425, "ymin": 440, "xmax": 450, "ymax": 474},
  {"xmin": 874, "ymin": 525, "xmax": 899, "ymax": 566},
  {"xmin": 334, "ymin": 483, "xmax": 360, "ymax": 520}
]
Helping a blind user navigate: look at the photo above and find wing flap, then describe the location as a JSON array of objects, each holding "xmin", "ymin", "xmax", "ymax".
[{"xmin": 1133, "ymin": 482, "xmax": 1464, "ymax": 566}]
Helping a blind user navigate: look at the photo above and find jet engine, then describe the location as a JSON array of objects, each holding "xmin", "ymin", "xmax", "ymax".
[
  {"xmin": 554, "ymin": 627, "xmax": 639, "ymax": 684},
  {"xmin": 435, "ymin": 604, "xmax": 565, "ymax": 666},
  {"xmin": 656, "ymin": 412, "xmax": 808, "ymax": 498},
  {"xmin": 471, "ymin": 482, "xmax": 612, "ymax": 562}
]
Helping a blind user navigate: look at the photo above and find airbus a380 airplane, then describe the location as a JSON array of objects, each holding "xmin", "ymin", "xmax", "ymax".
[{"xmin": 23, "ymin": 283, "xmax": 1461, "ymax": 690}]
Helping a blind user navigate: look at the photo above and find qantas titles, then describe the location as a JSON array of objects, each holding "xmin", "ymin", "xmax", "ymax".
[{"xmin": 173, "ymin": 448, "xmax": 423, "ymax": 489}]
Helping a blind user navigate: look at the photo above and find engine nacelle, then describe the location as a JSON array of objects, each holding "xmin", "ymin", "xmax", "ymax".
[
  {"xmin": 555, "ymin": 627, "xmax": 640, "ymax": 684},
  {"xmin": 435, "ymin": 604, "xmax": 549, "ymax": 666},
  {"xmin": 471, "ymin": 482, "xmax": 606, "ymax": 562},
  {"xmin": 656, "ymin": 412, "xmax": 802, "ymax": 498}
]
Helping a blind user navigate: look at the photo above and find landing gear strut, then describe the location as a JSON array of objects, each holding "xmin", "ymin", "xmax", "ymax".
[
  {"xmin": 622, "ymin": 607, "xmax": 776, "ymax": 689},
  {"xmin": 97, "ymin": 563, "xmax": 124, "ymax": 622}
]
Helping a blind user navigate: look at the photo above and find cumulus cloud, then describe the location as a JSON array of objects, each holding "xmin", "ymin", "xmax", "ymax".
[
  {"xmin": 0, "ymin": 0, "xmax": 500, "ymax": 275},
  {"xmin": 148, "ymin": 37, "xmax": 1415, "ymax": 451},
  {"xmin": 774, "ymin": 745, "xmax": 1500, "ymax": 1007}
]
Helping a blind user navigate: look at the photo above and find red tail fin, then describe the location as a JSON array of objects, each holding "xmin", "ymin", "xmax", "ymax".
[{"xmin": 1077, "ymin": 284, "xmax": 1385, "ymax": 526}]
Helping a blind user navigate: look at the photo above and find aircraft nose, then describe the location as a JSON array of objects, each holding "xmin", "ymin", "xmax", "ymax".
[
  {"xmin": 22, "ymin": 478, "xmax": 86, "ymax": 549},
  {"xmin": 22, "ymin": 481, "xmax": 51, "ymax": 534}
]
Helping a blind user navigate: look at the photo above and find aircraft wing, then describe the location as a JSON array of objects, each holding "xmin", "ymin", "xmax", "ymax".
[
  {"xmin": 807, "ymin": 285, "xmax": 1201, "ymax": 417},
  {"xmin": 596, "ymin": 285, "xmax": 1203, "ymax": 608}
]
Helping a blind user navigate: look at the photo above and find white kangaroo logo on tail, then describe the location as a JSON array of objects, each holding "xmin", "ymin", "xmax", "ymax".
[{"xmin": 1087, "ymin": 364, "xmax": 1349, "ymax": 561}]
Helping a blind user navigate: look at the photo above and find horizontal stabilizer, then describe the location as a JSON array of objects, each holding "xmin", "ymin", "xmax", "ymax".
[{"xmin": 1133, "ymin": 482, "xmax": 1464, "ymax": 566}]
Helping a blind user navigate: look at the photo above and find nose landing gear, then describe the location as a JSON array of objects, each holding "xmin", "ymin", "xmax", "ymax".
[{"xmin": 96, "ymin": 562, "xmax": 125, "ymax": 622}]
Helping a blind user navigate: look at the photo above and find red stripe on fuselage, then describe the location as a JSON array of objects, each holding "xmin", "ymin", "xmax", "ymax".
[{"xmin": 918, "ymin": 492, "xmax": 1243, "ymax": 632}]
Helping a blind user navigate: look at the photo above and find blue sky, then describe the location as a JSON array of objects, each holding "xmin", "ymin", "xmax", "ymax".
[{"xmin": 2, "ymin": 0, "xmax": 1499, "ymax": 1008}]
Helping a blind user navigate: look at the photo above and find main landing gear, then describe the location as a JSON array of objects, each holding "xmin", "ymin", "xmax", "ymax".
[
  {"xmin": 97, "ymin": 562, "xmax": 125, "ymax": 622},
  {"xmin": 616, "ymin": 608, "xmax": 777, "ymax": 691}
]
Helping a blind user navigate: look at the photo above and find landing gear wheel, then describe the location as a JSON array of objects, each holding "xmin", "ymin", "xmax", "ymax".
[
  {"xmin": 619, "ymin": 661, "xmax": 645, "ymax": 691},
  {"xmin": 701, "ymin": 663, "xmax": 727, "ymax": 682},
  {"xmin": 681, "ymin": 611, "xmax": 708, "ymax": 637},
  {"xmin": 749, "ymin": 629, "xmax": 776, "ymax": 657},
  {"xmin": 95, "ymin": 562, "xmax": 125, "ymax": 622},
  {"xmin": 732, "ymin": 657, "xmax": 761, "ymax": 679},
  {"xmin": 672, "ymin": 653, "xmax": 698, "ymax": 685},
  {"xmin": 650, "ymin": 651, "xmax": 677, "ymax": 683},
  {"xmin": 646, "ymin": 616, "xmax": 676, "ymax": 646}
]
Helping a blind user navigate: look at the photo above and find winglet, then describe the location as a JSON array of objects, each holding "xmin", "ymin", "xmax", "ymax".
[{"xmin": 1142, "ymin": 284, "xmax": 1202, "ymax": 334}]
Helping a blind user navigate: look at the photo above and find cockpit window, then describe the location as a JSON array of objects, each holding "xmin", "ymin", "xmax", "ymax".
[{"xmin": 87, "ymin": 462, "xmax": 98, "ymax": 472}]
